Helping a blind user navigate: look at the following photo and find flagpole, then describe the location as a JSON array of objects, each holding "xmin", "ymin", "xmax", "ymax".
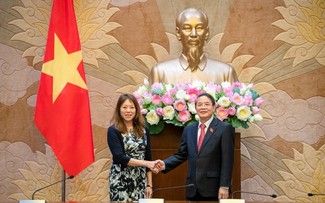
[{"xmin": 61, "ymin": 170, "xmax": 66, "ymax": 201}]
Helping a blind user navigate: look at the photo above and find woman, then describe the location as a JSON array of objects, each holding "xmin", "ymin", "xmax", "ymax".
[{"xmin": 107, "ymin": 93, "xmax": 156, "ymax": 201}]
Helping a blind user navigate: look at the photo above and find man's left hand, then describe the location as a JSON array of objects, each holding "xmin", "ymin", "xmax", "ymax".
[{"xmin": 218, "ymin": 187, "xmax": 229, "ymax": 199}]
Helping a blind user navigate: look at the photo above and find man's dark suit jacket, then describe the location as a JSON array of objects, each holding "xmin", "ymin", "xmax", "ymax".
[{"xmin": 163, "ymin": 118, "xmax": 235, "ymax": 199}]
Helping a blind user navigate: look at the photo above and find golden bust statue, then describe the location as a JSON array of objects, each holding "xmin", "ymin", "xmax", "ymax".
[{"xmin": 149, "ymin": 8, "xmax": 238, "ymax": 85}]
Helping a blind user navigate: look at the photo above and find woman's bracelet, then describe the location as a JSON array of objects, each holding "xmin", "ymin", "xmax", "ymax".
[{"xmin": 146, "ymin": 185, "xmax": 152, "ymax": 188}]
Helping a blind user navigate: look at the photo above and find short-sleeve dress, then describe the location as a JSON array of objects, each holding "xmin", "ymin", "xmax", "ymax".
[{"xmin": 109, "ymin": 130, "xmax": 147, "ymax": 201}]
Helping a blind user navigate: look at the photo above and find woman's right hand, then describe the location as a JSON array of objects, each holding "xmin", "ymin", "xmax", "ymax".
[{"xmin": 146, "ymin": 160, "xmax": 157, "ymax": 169}]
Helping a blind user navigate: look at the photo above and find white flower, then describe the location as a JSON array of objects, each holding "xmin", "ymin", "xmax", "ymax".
[
  {"xmin": 143, "ymin": 96, "xmax": 152, "ymax": 105},
  {"xmin": 165, "ymin": 84, "xmax": 173, "ymax": 92},
  {"xmin": 205, "ymin": 88, "xmax": 217, "ymax": 99},
  {"xmin": 163, "ymin": 106, "xmax": 175, "ymax": 120},
  {"xmin": 144, "ymin": 78, "xmax": 149, "ymax": 86},
  {"xmin": 188, "ymin": 102, "xmax": 197, "ymax": 114},
  {"xmin": 137, "ymin": 85, "xmax": 147, "ymax": 95},
  {"xmin": 191, "ymin": 80, "xmax": 205, "ymax": 89},
  {"xmin": 146, "ymin": 110, "xmax": 160, "ymax": 125},
  {"xmin": 217, "ymin": 96, "xmax": 231, "ymax": 107},
  {"xmin": 175, "ymin": 89, "xmax": 187, "ymax": 100},
  {"xmin": 253, "ymin": 114, "xmax": 263, "ymax": 122},
  {"xmin": 221, "ymin": 81, "xmax": 231, "ymax": 89},
  {"xmin": 236, "ymin": 106, "xmax": 252, "ymax": 121},
  {"xmin": 240, "ymin": 87, "xmax": 247, "ymax": 95}
]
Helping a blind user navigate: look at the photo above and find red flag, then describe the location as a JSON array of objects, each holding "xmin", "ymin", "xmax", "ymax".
[{"xmin": 34, "ymin": 0, "xmax": 94, "ymax": 176}]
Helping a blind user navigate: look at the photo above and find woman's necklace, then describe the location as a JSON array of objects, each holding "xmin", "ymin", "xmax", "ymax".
[{"xmin": 127, "ymin": 126, "xmax": 134, "ymax": 136}]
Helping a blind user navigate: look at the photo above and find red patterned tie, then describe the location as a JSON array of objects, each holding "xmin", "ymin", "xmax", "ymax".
[{"xmin": 198, "ymin": 124, "xmax": 206, "ymax": 151}]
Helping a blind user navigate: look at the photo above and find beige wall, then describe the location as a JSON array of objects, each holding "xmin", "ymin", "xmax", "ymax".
[{"xmin": 1, "ymin": 0, "xmax": 324, "ymax": 202}]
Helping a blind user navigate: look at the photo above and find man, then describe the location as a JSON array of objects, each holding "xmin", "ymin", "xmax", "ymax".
[
  {"xmin": 155, "ymin": 93, "xmax": 235, "ymax": 201},
  {"xmin": 149, "ymin": 8, "xmax": 238, "ymax": 85}
]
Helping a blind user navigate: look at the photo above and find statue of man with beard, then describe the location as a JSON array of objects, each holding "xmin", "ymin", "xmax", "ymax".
[{"xmin": 149, "ymin": 8, "xmax": 238, "ymax": 85}]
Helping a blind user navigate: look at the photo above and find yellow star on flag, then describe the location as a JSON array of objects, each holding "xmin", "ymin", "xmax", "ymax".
[{"xmin": 42, "ymin": 33, "xmax": 87, "ymax": 102}]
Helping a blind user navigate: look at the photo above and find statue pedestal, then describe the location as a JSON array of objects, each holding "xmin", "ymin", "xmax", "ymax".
[{"xmin": 151, "ymin": 124, "xmax": 241, "ymax": 200}]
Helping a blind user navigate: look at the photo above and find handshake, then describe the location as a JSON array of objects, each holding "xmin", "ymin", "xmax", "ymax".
[{"xmin": 146, "ymin": 160, "xmax": 165, "ymax": 174}]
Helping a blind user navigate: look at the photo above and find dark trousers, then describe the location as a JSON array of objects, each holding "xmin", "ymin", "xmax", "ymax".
[{"xmin": 187, "ymin": 190, "xmax": 219, "ymax": 201}]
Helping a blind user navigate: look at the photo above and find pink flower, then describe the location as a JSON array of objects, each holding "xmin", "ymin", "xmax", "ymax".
[
  {"xmin": 169, "ymin": 87, "xmax": 177, "ymax": 95},
  {"xmin": 254, "ymin": 97, "xmax": 264, "ymax": 106},
  {"xmin": 206, "ymin": 82, "xmax": 219, "ymax": 90},
  {"xmin": 232, "ymin": 81, "xmax": 243, "ymax": 89},
  {"xmin": 227, "ymin": 107, "xmax": 236, "ymax": 116},
  {"xmin": 187, "ymin": 88, "xmax": 199, "ymax": 102},
  {"xmin": 225, "ymin": 88, "xmax": 234, "ymax": 97},
  {"xmin": 177, "ymin": 110, "xmax": 191, "ymax": 123},
  {"xmin": 173, "ymin": 99, "xmax": 187, "ymax": 111},
  {"xmin": 205, "ymin": 83, "xmax": 218, "ymax": 95},
  {"xmin": 133, "ymin": 91, "xmax": 141, "ymax": 100},
  {"xmin": 141, "ymin": 109, "xmax": 148, "ymax": 114},
  {"xmin": 216, "ymin": 108, "xmax": 229, "ymax": 121},
  {"xmin": 151, "ymin": 83, "xmax": 164, "ymax": 94},
  {"xmin": 215, "ymin": 85, "xmax": 222, "ymax": 93},
  {"xmin": 244, "ymin": 95, "xmax": 253, "ymax": 106},
  {"xmin": 231, "ymin": 93, "xmax": 244, "ymax": 105},
  {"xmin": 151, "ymin": 82, "xmax": 163, "ymax": 90},
  {"xmin": 151, "ymin": 95, "xmax": 161, "ymax": 105},
  {"xmin": 252, "ymin": 106, "xmax": 260, "ymax": 114},
  {"xmin": 136, "ymin": 98, "xmax": 144, "ymax": 106},
  {"xmin": 175, "ymin": 82, "xmax": 187, "ymax": 90},
  {"xmin": 161, "ymin": 93, "xmax": 174, "ymax": 105},
  {"xmin": 156, "ymin": 108, "xmax": 164, "ymax": 116}
]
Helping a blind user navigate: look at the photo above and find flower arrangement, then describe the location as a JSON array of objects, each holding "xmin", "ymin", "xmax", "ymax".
[{"xmin": 133, "ymin": 80, "xmax": 264, "ymax": 134}]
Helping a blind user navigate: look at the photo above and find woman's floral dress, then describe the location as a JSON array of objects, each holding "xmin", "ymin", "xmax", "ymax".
[{"xmin": 109, "ymin": 131, "xmax": 147, "ymax": 201}]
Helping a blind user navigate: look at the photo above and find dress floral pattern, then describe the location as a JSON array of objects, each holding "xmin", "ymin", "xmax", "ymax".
[{"xmin": 109, "ymin": 131, "xmax": 147, "ymax": 201}]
